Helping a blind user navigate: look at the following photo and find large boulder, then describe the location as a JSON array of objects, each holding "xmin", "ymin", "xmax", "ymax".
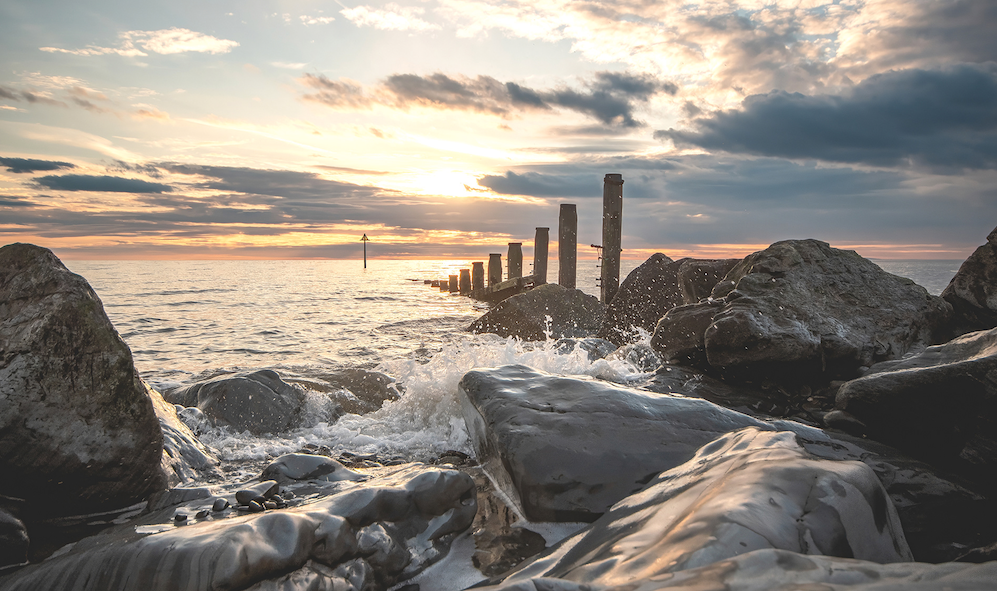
[
  {"xmin": 291, "ymin": 368, "xmax": 401, "ymax": 415},
  {"xmin": 0, "ymin": 465, "xmax": 476, "ymax": 591},
  {"xmin": 460, "ymin": 365, "xmax": 987, "ymax": 562},
  {"xmin": 0, "ymin": 243, "xmax": 166, "ymax": 517},
  {"xmin": 942, "ymin": 225, "xmax": 997, "ymax": 334},
  {"xmin": 487, "ymin": 428, "xmax": 912, "ymax": 587},
  {"xmin": 468, "ymin": 284, "xmax": 603, "ymax": 341},
  {"xmin": 0, "ymin": 508, "xmax": 28, "ymax": 569},
  {"xmin": 597, "ymin": 254, "xmax": 738, "ymax": 345},
  {"xmin": 165, "ymin": 369, "xmax": 313, "ymax": 435},
  {"xmin": 651, "ymin": 240, "xmax": 951, "ymax": 383},
  {"xmin": 834, "ymin": 326, "xmax": 997, "ymax": 494}
]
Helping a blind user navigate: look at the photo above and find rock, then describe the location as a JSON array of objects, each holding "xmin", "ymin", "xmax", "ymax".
[
  {"xmin": 260, "ymin": 454, "xmax": 364, "ymax": 485},
  {"xmin": 651, "ymin": 240, "xmax": 952, "ymax": 383},
  {"xmin": 598, "ymin": 254, "xmax": 737, "ymax": 346},
  {"xmin": 458, "ymin": 364, "xmax": 768, "ymax": 521},
  {"xmin": 477, "ymin": 549, "xmax": 997, "ymax": 590},
  {"xmin": 0, "ymin": 508, "xmax": 28, "ymax": 569},
  {"xmin": 235, "ymin": 481, "xmax": 280, "ymax": 505},
  {"xmin": 460, "ymin": 364, "xmax": 986, "ymax": 562},
  {"xmin": 146, "ymin": 382, "xmax": 220, "ymax": 487},
  {"xmin": 834, "ymin": 326, "xmax": 997, "ymax": 493},
  {"xmin": 552, "ymin": 337, "xmax": 617, "ymax": 361},
  {"xmin": 211, "ymin": 498, "xmax": 229, "ymax": 512},
  {"xmin": 148, "ymin": 486, "xmax": 213, "ymax": 511},
  {"xmin": 468, "ymin": 284, "xmax": 604, "ymax": 341},
  {"xmin": 165, "ymin": 369, "xmax": 307, "ymax": 435},
  {"xmin": 0, "ymin": 466, "xmax": 476, "ymax": 591},
  {"xmin": 606, "ymin": 342, "xmax": 661, "ymax": 372},
  {"xmin": 941, "ymin": 225, "xmax": 997, "ymax": 334},
  {"xmin": 0, "ymin": 243, "xmax": 166, "ymax": 517},
  {"xmin": 490, "ymin": 428, "xmax": 911, "ymax": 587},
  {"xmin": 324, "ymin": 369, "xmax": 401, "ymax": 415}
]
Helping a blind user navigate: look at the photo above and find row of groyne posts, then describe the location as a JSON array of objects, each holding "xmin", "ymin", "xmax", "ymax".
[{"xmin": 427, "ymin": 173, "xmax": 624, "ymax": 305}]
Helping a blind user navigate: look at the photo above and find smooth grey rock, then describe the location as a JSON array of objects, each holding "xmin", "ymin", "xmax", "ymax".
[
  {"xmin": 461, "ymin": 365, "xmax": 984, "ymax": 562},
  {"xmin": 236, "ymin": 481, "xmax": 280, "ymax": 505},
  {"xmin": 0, "ymin": 466, "xmax": 476, "ymax": 591},
  {"xmin": 148, "ymin": 487, "xmax": 213, "ymax": 511},
  {"xmin": 835, "ymin": 326, "xmax": 997, "ymax": 493},
  {"xmin": 0, "ymin": 243, "xmax": 166, "ymax": 516},
  {"xmin": 147, "ymin": 382, "xmax": 219, "ymax": 487},
  {"xmin": 292, "ymin": 369, "xmax": 402, "ymax": 416},
  {"xmin": 458, "ymin": 364, "xmax": 768, "ymax": 521},
  {"xmin": 0, "ymin": 508, "xmax": 28, "ymax": 569},
  {"xmin": 260, "ymin": 454, "xmax": 364, "ymax": 485},
  {"xmin": 598, "ymin": 254, "xmax": 737, "ymax": 346},
  {"xmin": 469, "ymin": 284, "xmax": 604, "ymax": 341},
  {"xmin": 478, "ymin": 549, "xmax": 997, "ymax": 590},
  {"xmin": 651, "ymin": 240, "xmax": 952, "ymax": 383},
  {"xmin": 942, "ymin": 225, "xmax": 997, "ymax": 334},
  {"xmin": 165, "ymin": 369, "xmax": 306, "ymax": 435},
  {"xmin": 493, "ymin": 428, "xmax": 911, "ymax": 587}
]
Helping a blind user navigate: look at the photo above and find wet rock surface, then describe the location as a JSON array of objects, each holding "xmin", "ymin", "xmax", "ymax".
[
  {"xmin": 0, "ymin": 508, "xmax": 28, "ymax": 569},
  {"xmin": 942, "ymin": 225, "xmax": 997, "ymax": 334},
  {"xmin": 484, "ymin": 428, "xmax": 912, "ymax": 587},
  {"xmin": 147, "ymin": 382, "xmax": 220, "ymax": 487},
  {"xmin": 0, "ymin": 243, "xmax": 166, "ymax": 516},
  {"xmin": 165, "ymin": 369, "xmax": 319, "ymax": 435},
  {"xmin": 261, "ymin": 454, "xmax": 364, "ymax": 485},
  {"xmin": 834, "ymin": 326, "xmax": 997, "ymax": 495},
  {"xmin": 468, "ymin": 284, "xmax": 604, "ymax": 341},
  {"xmin": 290, "ymin": 368, "xmax": 402, "ymax": 415},
  {"xmin": 461, "ymin": 364, "xmax": 987, "ymax": 562},
  {"xmin": 651, "ymin": 240, "xmax": 952, "ymax": 384},
  {"xmin": 0, "ymin": 465, "xmax": 476, "ymax": 591},
  {"xmin": 598, "ymin": 254, "xmax": 737, "ymax": 346}
]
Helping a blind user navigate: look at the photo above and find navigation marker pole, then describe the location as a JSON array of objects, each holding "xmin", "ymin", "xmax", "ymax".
[{"xmin": 361, "ymin": 233, "xmax": 369, "ymax": 269}]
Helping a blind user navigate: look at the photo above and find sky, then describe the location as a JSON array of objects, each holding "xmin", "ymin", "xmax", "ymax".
[{"xmin": 1, "ymin": 0, "xmax": 996, "ymax": 261}]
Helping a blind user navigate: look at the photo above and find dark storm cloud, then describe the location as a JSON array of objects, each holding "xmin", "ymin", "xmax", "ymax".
[
  {"xmin": 477, "ymin": 171, "xmax": 598, "ymax": 197},
  {"xmin": 301, "ymin": 71, "xmax": 676, "ymax": 129},
  {"xmin": 0, "ymin": 157, "xmax": 76, "ymax": 174},
  {"xmin": 34, "ymin": 174, "xmax": 174, "ymax": 193},
  {"xmin": 657, "ymin": 64, "xmax": 997, "ymax": 172},
  {"xmin": 0, "ymin": 196, "xmax": 36, "ymax": 207}
]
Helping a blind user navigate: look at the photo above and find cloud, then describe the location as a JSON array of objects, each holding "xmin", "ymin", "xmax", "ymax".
[
  {"xmin": 477, "ymin": 171, "xmax": 598, "ymax": 197},
  {"xmin": 40, "ymin": 28, "xmax": 239, "ymax": 57},
  {"xmin": 340, "ymin": 4, "xmax": 440, "ymax": 32},
  {"xmin": 301, "ymin": 70, "xmax": 676, "ymax": 128},
  {"xmin": 0, "ymin": 157, "xmax": 76, "ymax": 174},
  {"xmin": 0, "ymin": 85, "xmax": 67, "ymax": 107},
  {"xmin": 300, "ymin": 15, "xmax": 336, "ymax": 25},
  {"xmin": 656, "ymin": 64, "xmax": 997, "ymax": 172},
  {"xmin": 33, "ymin": 174, "xmax": 174, "ymax": 193}
]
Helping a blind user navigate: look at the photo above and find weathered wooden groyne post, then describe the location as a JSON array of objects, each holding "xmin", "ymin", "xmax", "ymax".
[
  {"xmin": 558, "ymin": 204, "xmax": 577, "ymax": 288},
  {"xmin": 601, "ymin": 173, "xmax": 624, "ymax": 304},
  {"xmin": 508, "ymin": 243, "xmax": 523, "ymax": 279},
  {"xmin": 533, "ymin": 227, "xmax": 549, "ymax": 285},
  {"xmin": 459, "ymin": 269, "xmax": 471, "ymax": 294},
  {"xmin": 449, "ymin": 274, "xmax": 459, "ymax": 293},
  {"xmin": 488, "ymin": 254, "xmax": 502, "ymax": 287},
  {"xmin": 471, "ymin": 262, "xmax": 485, "ymax": 292}
]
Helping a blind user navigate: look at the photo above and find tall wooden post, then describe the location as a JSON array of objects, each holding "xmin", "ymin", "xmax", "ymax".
[
  {"xmin": 508, "ymin": 243, "xmax": 523, "ymax": 279},
  {"xmin": 361, "ymin": 233, "xmax": 369, "ymax": 269},
  {"xmin": 471, "ymin": 262, "xmax": 485, "ymax": 292},
  {"xmin": 558, "ymin": 204, "xmax": 577, "ymax": 288},
  {"xmin": 488, "ymin": 254, "xmax": 502, "ymax": 287},
  {"xmin": 448, "ymin": 274, "xmax": 459, "ymax": 292},
  {"xmin": 601, "ymin": 174, "xmax": 624, "ymax": 304},
  {"xmin": 459, "ymin": 269, "xmax": 471, "ymax": 294},
  {"xmin": 533, "ymin": 227, "xmax": 549, "ymax": 285}
]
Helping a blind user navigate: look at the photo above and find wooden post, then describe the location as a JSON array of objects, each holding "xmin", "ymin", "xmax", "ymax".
[
  {"xmin": 601, "ymin": 173, "xmax": 624, "ymax": 304},
  {"xmin": 533, "ymin": 227, "xmax": 549, "ymax": 285},
  {"xmin": 361, "ymin": 233, "xmax": 369, "ymax": 269},
  {"xmin": 558, "ymin": 204, "xmax": 577, "ymax": 288},
  {"xmin": 449, "ymin": 274, "xmax": 459, "ymax": 292},
  {"xmin": 488, "ymin": 254, "xmax": 502, "ymax": 287},
  {"xmin": 508, "ymin": 243, "xmax": 523, "ymax": 279},
  {"xmin": 471, "ymin": 262, "xmax": 485, "ymax": 292},
  {"xmin": 459, "ymin": 269, "xmax": 471, "ymax": 294}
]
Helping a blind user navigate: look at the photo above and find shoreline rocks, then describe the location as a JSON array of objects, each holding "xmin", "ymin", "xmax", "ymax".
[{"xmin": 469, "ymin": 284, "xmax": 604, "ymax": 341}]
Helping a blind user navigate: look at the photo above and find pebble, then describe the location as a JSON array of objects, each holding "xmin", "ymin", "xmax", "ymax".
[
  {"xmin": 195, "ymin": 510, "xmax": 209, "ymax": 519},
  {"xmin": 247, "ymin": 501, "xmax": 265, "ymax": 513},
  {"xmin": 174, "ymin": 514, "xmax": 187, "ymax": 523},
  {"xmin": 212, "ymin": 498, "xmax": 230, "ymax": 512},
  {"xmin": 264, "ymin": 501, "xmax": 277, "ymax": 510},
  {"xmin": 235, "ymin": 480, "xmax": 279, "ymax": 505}
]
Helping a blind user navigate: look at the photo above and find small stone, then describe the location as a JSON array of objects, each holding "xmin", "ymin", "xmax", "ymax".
[
  {"xmin": 235, "ymin": 480, "xmax": 279, "ymax": 505},
  {"xmin": 212, "ymin": 498, "xmax": 230, "ymax": 512},
  {"xmin": 174, "ymin": 514, "xmax": 187, "ymax": 523},
  {"xmin": 195, "ymin": 510, "xmax": 209, "ymax": 519},
  {"xmin": 247, "ymin": 500, "xmax": 265, "ymax": 513},
  {"xmin": 264, "ymin": 501, "xmax": 277, "ymax": 510}
]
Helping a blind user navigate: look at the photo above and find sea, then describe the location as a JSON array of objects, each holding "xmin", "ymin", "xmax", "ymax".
[{"xmin": 62, "ymin": 257, "xmax": 963, "ymax": 467}]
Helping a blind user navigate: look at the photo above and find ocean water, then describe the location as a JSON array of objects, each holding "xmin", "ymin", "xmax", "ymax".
[{"xmin": 63, "ymin": 257, "xmax": 958, "ymax": 464}]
